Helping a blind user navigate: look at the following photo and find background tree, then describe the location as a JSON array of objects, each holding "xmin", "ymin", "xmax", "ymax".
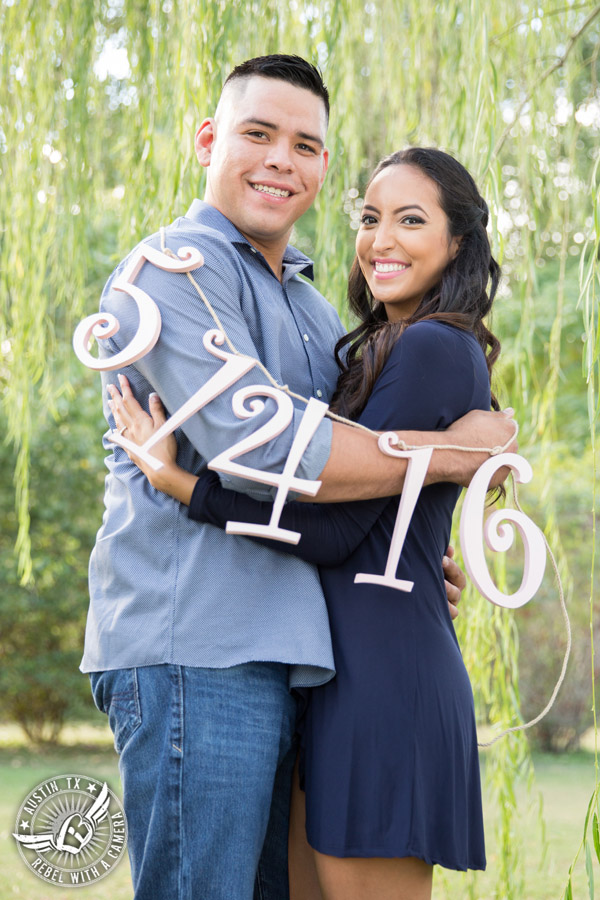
[
  {"xmin": 0, "ymin": 367, "xmax": 106, "ymax": 743},
  {"xmin": 1, "ymin": 1, "xmax": 599, "ymax": 897}
]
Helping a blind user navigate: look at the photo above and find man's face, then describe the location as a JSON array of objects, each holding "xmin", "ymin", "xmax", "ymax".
[{"xmin": 196, "ymin": 76, "xmax": 329, "ymax": 261}]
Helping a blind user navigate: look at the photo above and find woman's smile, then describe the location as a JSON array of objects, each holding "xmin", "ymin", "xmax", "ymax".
[{"xmin": 372, "ymin": 258, "xmax": 410, "ymax": 279}]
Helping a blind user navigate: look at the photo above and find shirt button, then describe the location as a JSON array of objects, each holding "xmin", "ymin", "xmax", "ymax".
[
  {"xmin": 303, "ymin": 333, "xmax": 309, "ymax": 342},
  {"xmin": 316, "ymin": 389, "xmax": 323, "ymax": 398},
  {"xmin": 250, "ymin": 248, "xmax": 257, "ymax": 253}
]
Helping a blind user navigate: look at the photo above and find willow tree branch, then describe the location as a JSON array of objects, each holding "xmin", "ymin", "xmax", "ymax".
[
  {"xmin": 483, "ymin": 4, "xmax": 600, "ymax": 177},
  {"xmin": 489, "ymin": 3, "xmax": 591, "ymax": 45}
]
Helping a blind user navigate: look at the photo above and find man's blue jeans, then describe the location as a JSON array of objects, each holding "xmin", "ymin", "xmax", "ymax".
[{"xmin": 90, "ymin": 663, "xmax": 297, "ymax": 900}]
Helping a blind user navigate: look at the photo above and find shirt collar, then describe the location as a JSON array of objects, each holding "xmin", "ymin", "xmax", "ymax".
[{"xmin": 184, "ymin": 199, "xmax": 315, "ymax": 281}]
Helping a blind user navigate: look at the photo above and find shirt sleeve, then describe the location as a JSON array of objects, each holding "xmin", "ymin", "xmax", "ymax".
[
  {"xmin": 98, "ymin": 230, "xmax": 332, "ymax": 496},
  {"xmin": 189, "ymin": 322, "xmax": 487, "ymax": 565}
]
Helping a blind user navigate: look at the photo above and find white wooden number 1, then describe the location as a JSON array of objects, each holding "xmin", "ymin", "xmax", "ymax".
[{"xmin": 355, "ymin": 433, "xmax": 433, "ymax": 592}]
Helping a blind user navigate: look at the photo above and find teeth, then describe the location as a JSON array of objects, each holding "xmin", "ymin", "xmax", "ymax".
[
  {"xmin": 252, "ymin": 183, "xmax": 291, "ymax": 197},
  {"xmin": 374, "ymin": 262, "xmax": 408, "ymax": 272}
]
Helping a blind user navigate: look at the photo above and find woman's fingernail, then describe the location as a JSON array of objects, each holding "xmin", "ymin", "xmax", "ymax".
[
  {"xmin": 149, "ymin": 392, "xmax": 158, "ymax": 401},
  {"xmin": 442, "ymin": 556, "xmax": 450, "ymax": 567}
]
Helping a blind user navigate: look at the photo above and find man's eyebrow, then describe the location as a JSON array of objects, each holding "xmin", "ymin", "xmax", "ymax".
[
  {"xmin": 240, "ymin": 117, "xmax": 278, "ymax": 130},
  {"xmin": 240, "ymin": 119, "xmax": 324, "ymax": 149},
  {"xmin": 297, "ymin": 130, "xmax": 324, "ymax": 148},
  {"xmin": 363, "ymin": 203, "xmax": 428, "ymax": 215}
]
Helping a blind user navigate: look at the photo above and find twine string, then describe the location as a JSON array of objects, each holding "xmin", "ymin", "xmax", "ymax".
[
  {"xmin": 476, "ymin": 476, "xmax": 571, "ymax": 747},
  {"xmin": 160, "ymin": 229, "xmax": 517, "ymax": 451},
  {"xmin": 159, "ymin": 228, "xmax": 571, "ymax": 745}
]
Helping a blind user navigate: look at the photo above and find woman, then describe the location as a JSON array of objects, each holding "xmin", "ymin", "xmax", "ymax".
[{"xmin": 109, "ymin": 147, "xmax": 500, "ymax": 899}]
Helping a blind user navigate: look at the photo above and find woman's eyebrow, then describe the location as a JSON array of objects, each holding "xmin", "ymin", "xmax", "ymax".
[
  {"xmin": 362, "ymin": 203, "xmax": 428, "ymax": 215},
  {"xmin": 393, "ymin": 204, "xmax": 427, "ymax": 215}
]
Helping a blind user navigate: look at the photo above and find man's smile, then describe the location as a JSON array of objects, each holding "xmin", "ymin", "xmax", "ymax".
[{"xmin": 250, "ymin": 182, "xmax": 293, "ymax": 199}]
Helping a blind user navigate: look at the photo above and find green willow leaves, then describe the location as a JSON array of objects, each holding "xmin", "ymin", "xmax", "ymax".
[{"xmin": 1, "ymin": 1, "xmax": 599, "ymax": 896}]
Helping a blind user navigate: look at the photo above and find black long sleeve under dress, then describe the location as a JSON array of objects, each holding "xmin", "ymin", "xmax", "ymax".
[{"xmin": 189, "ymin": 321, "xmax": 489, "ymax": 870}]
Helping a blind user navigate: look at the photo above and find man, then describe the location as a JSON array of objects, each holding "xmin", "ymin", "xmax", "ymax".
[{"xmin": 83, "ymin": 55, "xmax": 515, "ymax": 900}]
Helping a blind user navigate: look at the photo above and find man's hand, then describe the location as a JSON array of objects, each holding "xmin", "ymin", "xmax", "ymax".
[
  {"xmin": 443, "ymin": 545, "xmax": 466, "ymax": 621},
  {"xmin": 443, "ymin": 408, "xmax": 517, "ymax": 488}
]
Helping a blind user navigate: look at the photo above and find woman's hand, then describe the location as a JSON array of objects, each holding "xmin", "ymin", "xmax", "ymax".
[
  {"xmin": 107, "ymin": 374, "xmax": 176, "ymax": 471},
  {"xmin": 108, "ymin": 375, "xmax": 198, "ymax": 505}
]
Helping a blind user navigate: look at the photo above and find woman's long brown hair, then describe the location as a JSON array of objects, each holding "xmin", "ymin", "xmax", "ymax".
[{"xmin": 330, "ymin": 148, "xmax": 501, "ymax": 422}]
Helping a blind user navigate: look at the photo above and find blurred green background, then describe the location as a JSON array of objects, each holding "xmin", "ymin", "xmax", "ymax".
[{"xmin": 1, "ymin": 1, "xmax": 599, "ymax": 897}]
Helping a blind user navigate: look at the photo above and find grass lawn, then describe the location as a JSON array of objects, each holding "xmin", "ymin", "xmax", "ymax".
[
  {"xmin": 0, "ymin": 724, "xmax": 131, "ymax": 899},
  {"xmin": 434, "ymin": 751, "xmax": 599, "ymax": 900},
  {"xmin": 0, "ymin": 723, "xmax": 597, "ymax": 899}
]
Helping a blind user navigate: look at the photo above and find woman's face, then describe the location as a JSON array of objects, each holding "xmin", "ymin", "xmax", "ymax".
[{"xmin": 355, "ymin": 164, "xmax": 460, "ymax": 322}]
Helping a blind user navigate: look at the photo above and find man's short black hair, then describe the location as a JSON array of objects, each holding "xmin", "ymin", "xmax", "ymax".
[{"xmin": 223, "ymin": 54, "xmax": 330, "ymax": 121}]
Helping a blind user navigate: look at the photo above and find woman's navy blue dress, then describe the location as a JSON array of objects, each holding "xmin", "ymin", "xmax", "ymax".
[{"xmin": 189, "ymin": 321, "xmax": 489, "ymax": 871}]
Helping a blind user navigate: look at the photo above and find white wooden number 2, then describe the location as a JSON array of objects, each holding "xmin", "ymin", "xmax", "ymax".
[{"xmin": 73, "ymin": 245, "xmax": 547, "ymax": 609}]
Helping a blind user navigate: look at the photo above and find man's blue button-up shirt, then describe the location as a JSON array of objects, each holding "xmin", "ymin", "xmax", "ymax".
[{"xmin": 81, "ymin": 201, "xmax": 345, "ymax": 688}]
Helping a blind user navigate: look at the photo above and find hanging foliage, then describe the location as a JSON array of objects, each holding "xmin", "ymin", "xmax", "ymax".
[{"xmin": 1, "ymin": 1, "xmax": 599, "ymax": 896}]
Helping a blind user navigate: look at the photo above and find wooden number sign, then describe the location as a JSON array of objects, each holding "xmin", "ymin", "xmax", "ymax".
[
  {"xmin": 72, "ymin": 243, "xmax": 204, "ymax": 372},
  {"xmin": 354, "ymin": 434, "xmax": 433, "ymax": 592},
  {"xmin": 459, "ymin": 453, "xmax": 547, "ymax": 608},
  {"xmin": 210, "ymin": 393, "xmax": 329, "ymax": 544},
  {"xmin": 74, "ymin": 278, "xmax": 548, "ymax": 607}
]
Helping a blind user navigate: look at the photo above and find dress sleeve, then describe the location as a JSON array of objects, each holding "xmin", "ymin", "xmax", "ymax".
[
  {"xmin": 188, "ymin": 472, "xmax": 390, "ymax": 566},
  {"xmin": 357, "ymin": 321, "xmax": 483, "ymax": 434},
  {"xmin": 189, "ymin": 323, "xmax": 487, "ymax": 565}
]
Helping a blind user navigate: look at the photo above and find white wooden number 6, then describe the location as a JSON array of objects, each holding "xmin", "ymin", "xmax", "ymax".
[{"xmin": 459, "ymin": 452, "xmax": 547, "ymax": 608}]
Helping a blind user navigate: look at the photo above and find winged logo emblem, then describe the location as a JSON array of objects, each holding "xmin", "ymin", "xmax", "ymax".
[{"xmin": 13, "ymin": 782, "xmax": 110, "ymax": 856}]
